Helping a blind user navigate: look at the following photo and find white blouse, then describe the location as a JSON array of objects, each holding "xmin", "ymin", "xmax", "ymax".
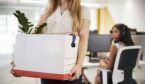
[
  {"xmin": 42, "ymin": 6, "xmax": 90, "ymax": 34},
  {"xmin": 114, "ymin": 42, "xmax": 125, "ymax": 50}
]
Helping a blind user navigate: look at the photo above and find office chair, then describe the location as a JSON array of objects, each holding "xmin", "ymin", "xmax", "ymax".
[{"xmin": 98, "ymin": 46, "xmax": 142, "ymax": 84}]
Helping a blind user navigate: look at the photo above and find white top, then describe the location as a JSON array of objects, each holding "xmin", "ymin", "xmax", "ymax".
[
  {"xmin": 114, "ymin": 42, "xmax": 125, "ymax": 50},
  {"xmin": 42, "ymin": 6, "xmax": 90, "ymax": 34}
]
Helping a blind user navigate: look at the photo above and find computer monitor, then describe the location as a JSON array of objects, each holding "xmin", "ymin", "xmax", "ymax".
[
  {"xmin": 88, "ymin": 33, "xmax": 111, "ymax": 52},
  {"xmin": 87, "ymin": 32, "xmax": 111, "ymax": 62},
  {"xmin": 132, "ymin": 35, "xmax": 145, "ymax": 60}
]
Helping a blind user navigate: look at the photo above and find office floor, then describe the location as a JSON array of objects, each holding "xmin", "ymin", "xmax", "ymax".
[
  {"xmin": 0, "ymin": 54, "xmax": 40, "ymax": 84},
  {"xmin": 0, "ymin": 55, "xmax": 145, "ymax": 84}
]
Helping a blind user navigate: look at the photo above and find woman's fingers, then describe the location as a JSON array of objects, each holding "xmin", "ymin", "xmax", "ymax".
[
  {"xmin": 10, "ymin": 69, "xmax": 15, "ymax": 74},
  {"xmin": 69, "ymin": 66, "xmax": 76, "ymax": 80},
  {"xmin": 10, "ymin": 67, "xmax": 21, "ymax": 77},
  {"xmin": 70, "ymin": 75, "xmax": 77, "ymax": 81},
  {"xmin": 10, "ymin": 69, "xmax": 16, "ymax": 75},
  {"xmin": 69, "ymin": 73, "xmax": 80, "ymax": 81},
  {"xmin": 69, "ymin": 66, "xmax": 76, "ymax": 76},
  {"xmin": 11, "ymin": 71, "xmax": 21, "ymax": 77},
  {"xmin": 68, "ymin": 65, "xmax": 81, "ymax": 81}
]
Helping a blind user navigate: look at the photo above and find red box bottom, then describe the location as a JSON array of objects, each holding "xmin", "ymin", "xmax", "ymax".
[{"xmin": 13, "ymin": 69, "xmax": 72, "ymax": 80}]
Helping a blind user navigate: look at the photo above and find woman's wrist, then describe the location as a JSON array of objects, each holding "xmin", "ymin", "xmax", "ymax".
[{"xmin": 76, "ymin": 63, "xmax": 83, "ymax": 68}]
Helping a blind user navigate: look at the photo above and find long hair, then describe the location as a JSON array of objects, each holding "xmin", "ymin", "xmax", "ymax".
[
  {"xmin": 111, "ymin": 24, "xmax": 134, "ymax": 46},
  {"xmin": 44, "ymin": 0, "xmax": 81, "ymax": 32}
]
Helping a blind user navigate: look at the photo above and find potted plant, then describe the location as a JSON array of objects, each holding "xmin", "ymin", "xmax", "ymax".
[{"xmin": 13, "ymin": 10, "xmax": 47, "ymax": 34}]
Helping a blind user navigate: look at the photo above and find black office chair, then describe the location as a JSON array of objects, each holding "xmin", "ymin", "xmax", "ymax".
[{"xmin": 98, "ymin": 46, "xmax": 142, "ymax": 84}]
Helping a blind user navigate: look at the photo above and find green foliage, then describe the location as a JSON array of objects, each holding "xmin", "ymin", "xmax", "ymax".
[{"xmin": 14, "ymin": 10, "xmax": 47, "ymax": 34}]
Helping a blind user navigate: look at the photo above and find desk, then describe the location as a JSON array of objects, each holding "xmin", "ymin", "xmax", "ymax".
[
  {"xmin": 139, "ymin": 61, "xmax": 145, "ymax": 65},
  {"xmin": 82, "ymin": 59, "xmax": 100, "ymax": 84},
  {"xmin": 83, "ymin": 62, "xmax": 100, "ymax": 69},
  {"xmin": 82, "ymin": 58, "xmax": 145, "ymax": 84}
]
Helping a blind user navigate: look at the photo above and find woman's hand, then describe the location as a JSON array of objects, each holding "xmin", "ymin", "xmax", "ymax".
[
  {"xmin": 99, "ymin": 59, "xmax": 108, "ymax": 68},
  {"xmin": 10, "ymin": 61, "xmax": 21, "ymax": 77},
  {"xmin": 10, "ymin": 69, "xmax": 21, "ymax": 77},
  {"xmin": 69, "ymin": 65, "xmax": 82, "ymax": 81}
]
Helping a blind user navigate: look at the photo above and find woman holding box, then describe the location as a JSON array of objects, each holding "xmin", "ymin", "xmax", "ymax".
[
  {"xmin": 39, "ymin": 0, "xmax": 90, "ymax": 83},
  {"xmin": 11, "ymin": 0, "xmax": 90, "ymax": 84}
]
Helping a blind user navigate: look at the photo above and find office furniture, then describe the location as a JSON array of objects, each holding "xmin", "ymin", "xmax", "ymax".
[
  {"xmin": 132, "ymin": 35, "xmax": 145, "ymax": 60},
  {"xmin": 88, "ymin": 32, "xmax": 111, "ymax": 62},
  {"xmin": 99, "ymin": 46, "xmax": 142, "ymax": 84}
]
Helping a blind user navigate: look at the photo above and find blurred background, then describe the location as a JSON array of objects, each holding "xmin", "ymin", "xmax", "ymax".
[{"xmin": 0, "ymin": 0, "xmax": 145, "ymax": 84}]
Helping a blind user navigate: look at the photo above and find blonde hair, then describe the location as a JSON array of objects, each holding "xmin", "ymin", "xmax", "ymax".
[{"xmin": 43, "ymin": 0, "xmax": 81, "ymax": 32}]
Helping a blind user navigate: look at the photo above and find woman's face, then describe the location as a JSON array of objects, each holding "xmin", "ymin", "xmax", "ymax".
[{"xmin": 111, "ymin": 27, "xmax": 121, "ymax": 40}]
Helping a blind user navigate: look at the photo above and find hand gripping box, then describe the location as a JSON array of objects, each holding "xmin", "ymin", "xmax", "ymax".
[{"xmin": 13, "ymin": 34, "xmax": 79, "ymax": 80}]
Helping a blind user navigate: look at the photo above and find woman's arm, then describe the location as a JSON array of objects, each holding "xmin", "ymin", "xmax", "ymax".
[
  {"xmin": 69, "ymin": 19, "xmax": 90, "ymax": 80},
  {"xmin": 37, "ymin": 7, "xmax": 49, "ymax": 26},
  {"xmin": 31, "ymin": 7, "xmax": 49, "ymax": 33},
  {"xmin": 76, "ymin": 20, "xmax": 90, "ymax": 67},
  {"xmin": 100, "ymin": 45, "xmax": 118, "ymax": 70},
  {"xmin": 107, "ymin": 45, "xmax": 118, "ymax": 69}
]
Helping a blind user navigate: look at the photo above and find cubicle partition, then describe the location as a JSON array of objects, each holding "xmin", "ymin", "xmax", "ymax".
[{"xmin": 132, "ymin": 35, "xmax": 145, "ymax": 60}]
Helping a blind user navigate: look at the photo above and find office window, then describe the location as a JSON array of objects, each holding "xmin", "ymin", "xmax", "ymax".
[
  {"xmin": 0, "ymin": 15, "xmax": 18, "ymax": 54},
  {"xmin": 20, "ymin": 0, "xmax": 47, "ymax": 4},
  {"xmin": 0, "ymin": 1, "xmax": 43, "ymax": 54},
  {"xmin": 7, "ymin": 15, "xmax": 18, "ymax": 33},
  {"xmin": 0, "ymin": 0, "xmax": 17, "ymax": 2},
  {"xmin": 0, "ymin": 33, "xmax": 15, "ymax": 54},
  {"xmin": 0, "ymin": 15, "xmax": 6, "ymax": 32}
]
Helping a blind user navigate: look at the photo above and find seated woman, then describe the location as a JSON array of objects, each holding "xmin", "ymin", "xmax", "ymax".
[{"xmin": 95, "ymin": 23, "xmax": 135, "ymax": 84}]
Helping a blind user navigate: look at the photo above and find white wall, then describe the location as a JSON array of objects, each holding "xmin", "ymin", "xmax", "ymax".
[
  {"xmin": 108, "ymin": 0, "xmax": 145, "ymax": 32},
  {"xmin": 0, "ymin": 2, "xmax": 45, "ymax": 84}
]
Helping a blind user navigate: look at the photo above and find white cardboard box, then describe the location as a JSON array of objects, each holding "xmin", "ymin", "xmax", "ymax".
[{"xmin": 13, "ymin": 34, "xmax": 79, "ymax": 80}]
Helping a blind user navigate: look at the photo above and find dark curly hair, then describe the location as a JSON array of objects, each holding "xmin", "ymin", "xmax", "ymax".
[{"xmin": 110, "ymin": 23, "xmax": 134, "ymax": 46}]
